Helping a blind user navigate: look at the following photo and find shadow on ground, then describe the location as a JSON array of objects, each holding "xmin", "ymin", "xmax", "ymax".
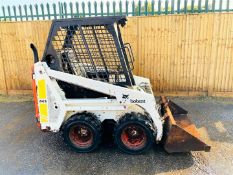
[{"xmin": 39, "ymin": 133, "xmax": 194, "ymax": 175}]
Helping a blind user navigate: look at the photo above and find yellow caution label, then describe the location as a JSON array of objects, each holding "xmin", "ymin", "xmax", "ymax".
[
  {"xmin": 39, "ymin": 103, "xmax": 48, "ymax": 123},
  {"xmin": 37, "ymin": 79, "xmax": 48, "ymax": 123},
  {"xmin": 38, "ymin": 79, "xmax": 46, "ymax": 99}
]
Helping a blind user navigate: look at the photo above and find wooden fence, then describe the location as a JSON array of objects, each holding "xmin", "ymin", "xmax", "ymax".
[{"xmin": 0, "ymin": 13, "xmax": 232, "ymax": 97}]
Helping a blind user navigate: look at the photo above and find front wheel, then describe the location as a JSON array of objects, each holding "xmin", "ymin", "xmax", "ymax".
[
  {"xmin": 62, "ymin": 113, "xmax": 102, "ymax": 153},
  {"xmin": 114, "ymin": 113, "xmax": 155, "ymax": 154}
]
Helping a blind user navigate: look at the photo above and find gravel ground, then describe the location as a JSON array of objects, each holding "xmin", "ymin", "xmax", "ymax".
[{"xmin": 0, "ymin": 96, "xmax": 232, "ymax": 175}]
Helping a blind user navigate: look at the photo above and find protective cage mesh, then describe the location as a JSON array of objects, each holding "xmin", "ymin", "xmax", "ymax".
[{"xmin": 51, "ymin": 24, "xmax": 130, "ymax": 84}]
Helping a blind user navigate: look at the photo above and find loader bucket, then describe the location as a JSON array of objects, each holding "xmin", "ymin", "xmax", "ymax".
[{"xmin": 161, "ymin": 97, "xmax": 211, "ymax": 153}]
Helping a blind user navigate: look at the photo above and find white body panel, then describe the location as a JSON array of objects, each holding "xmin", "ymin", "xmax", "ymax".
[{"xmin": 33, "ymin": 62, "xmax": 163, "ymax": 141}]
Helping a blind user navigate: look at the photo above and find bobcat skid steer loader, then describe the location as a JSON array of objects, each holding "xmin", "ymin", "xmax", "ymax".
[{"xmin": 30, "ymin": 16, "xmax": 210, "ymax": 154}]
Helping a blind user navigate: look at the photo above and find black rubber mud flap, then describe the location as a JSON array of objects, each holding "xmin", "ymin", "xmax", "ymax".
[{"xmin": 161, "ymin": 97, "xmax": 211, "ymax": 153}]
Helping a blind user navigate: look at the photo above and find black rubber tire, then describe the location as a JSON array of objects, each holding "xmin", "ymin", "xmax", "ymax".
[
  {"xmin": 114, "ymin": 112, "xmax": 155, "ymax": 154},
  {"xmin": 62, "ymin": 113, "xmax": 102, "ymax": 153}
]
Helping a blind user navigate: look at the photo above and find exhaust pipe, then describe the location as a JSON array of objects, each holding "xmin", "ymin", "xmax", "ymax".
[{"xmin": 30, "ymin": 43, "xmax": 39, "ymax": 63}]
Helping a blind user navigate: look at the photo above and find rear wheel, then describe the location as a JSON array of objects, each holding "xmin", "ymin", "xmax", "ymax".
[
  {"xmin": 62, "ymin": 113, "xmax": 102, "ymax": 153},
  {"xmin": 114, "ymin": 113, "xmax": 155, "ymax": 154}
]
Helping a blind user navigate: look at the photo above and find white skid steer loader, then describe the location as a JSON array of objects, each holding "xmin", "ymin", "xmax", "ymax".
[{"xmin": 30, "ymin": 16, "xmax": 210, "ymax": 154}]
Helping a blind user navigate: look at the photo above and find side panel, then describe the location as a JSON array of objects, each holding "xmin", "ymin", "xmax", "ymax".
[{"xmin": 33, "ymin": 63, "xmax": 67, "ymax": 131}]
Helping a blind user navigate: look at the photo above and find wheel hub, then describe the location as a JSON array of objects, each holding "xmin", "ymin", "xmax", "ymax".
[
  {"xmin": 80, "ymin": 127, "xmax": 88, "ymax": 136},
  {"xmin": 69, "ymin": 124, "xmax": 93, "ymax": 148},
  {"xmin": 121, "ymin": 124, "xmax": 147, "ymax": 149},
  {"xmin": 130, "ymin": 129, "xmax": 138, "ymax": 136}
]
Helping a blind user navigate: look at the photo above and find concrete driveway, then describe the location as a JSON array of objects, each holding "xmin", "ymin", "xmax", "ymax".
[{"xmin": 0, "ymin": 96, "xmax": 232, "ymax": 175}]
